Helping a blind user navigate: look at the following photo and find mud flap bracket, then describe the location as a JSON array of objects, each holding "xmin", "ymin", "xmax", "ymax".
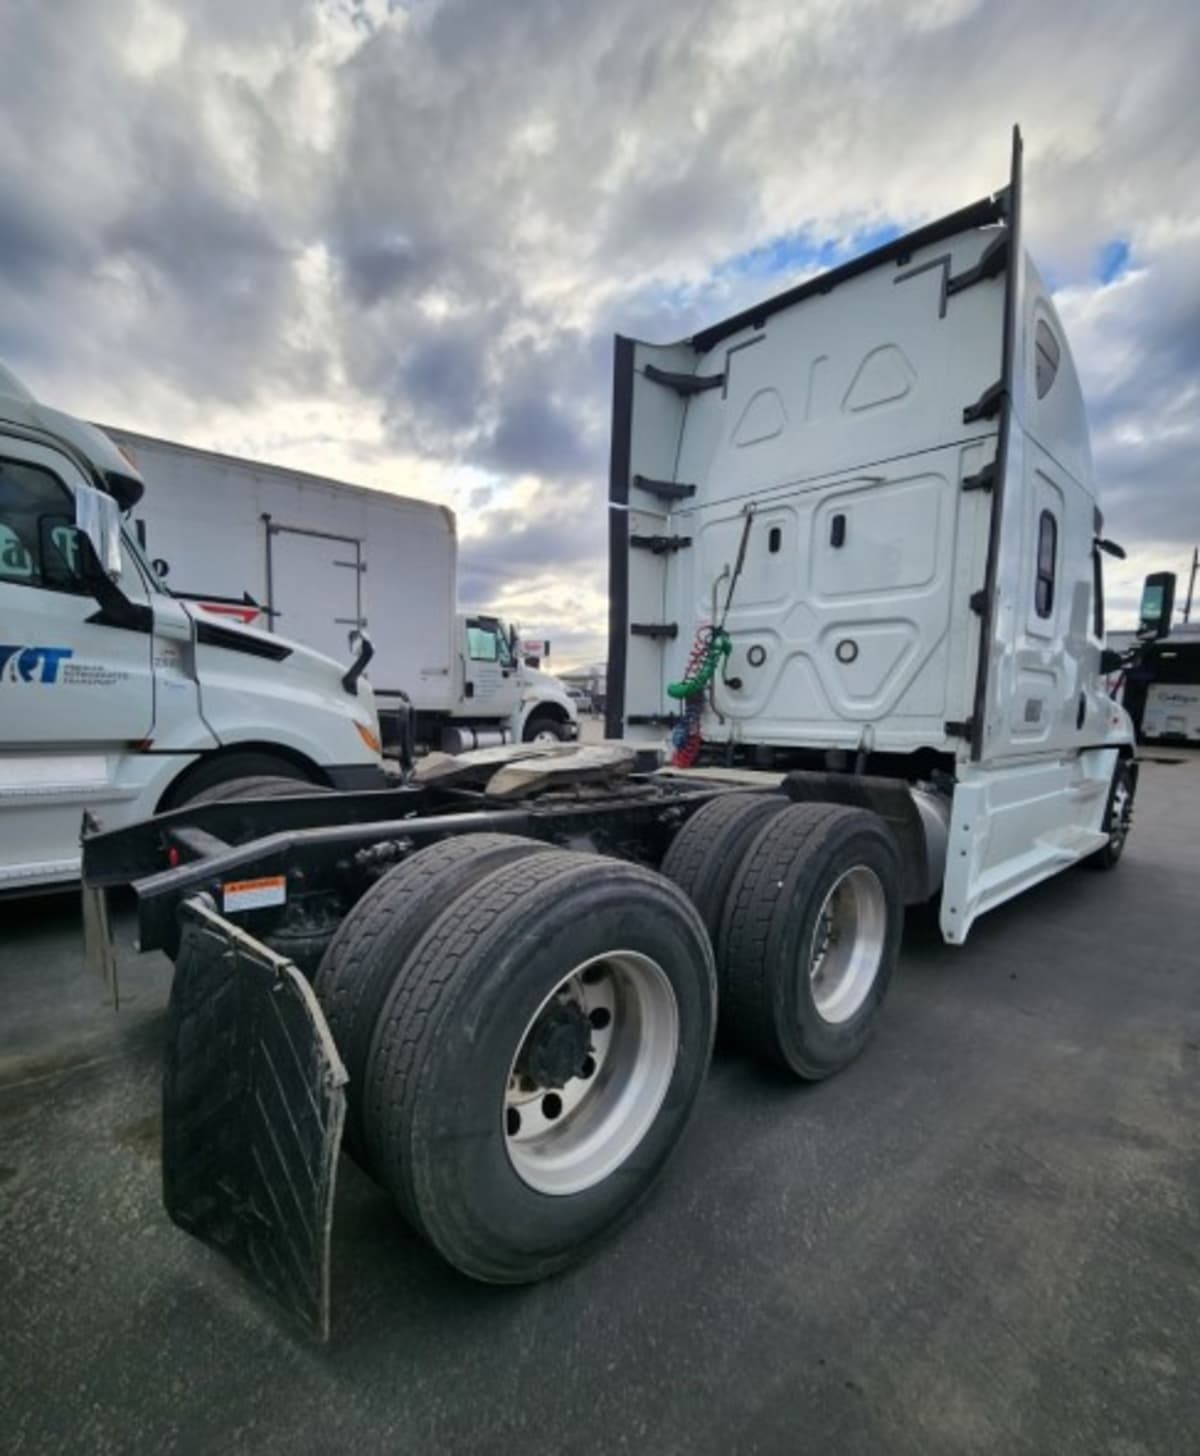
[{"xmin": 163, "ymin": 896, "xmax": 348, "ymax": 1341}]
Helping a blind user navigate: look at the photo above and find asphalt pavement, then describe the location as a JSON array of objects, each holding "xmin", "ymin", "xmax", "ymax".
[{"xmin": 1, "ymin": 751, "xmax": 1197, "ymax": 1455}]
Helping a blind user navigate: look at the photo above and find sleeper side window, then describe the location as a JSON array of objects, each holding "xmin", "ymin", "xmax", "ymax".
[
  {"xmin": 1035, "ymin": 320, "xmax": 1060, "ymax": 399},
  {"xmin": 1035, "ymin": 510, "xmax": 1057, "ymax": 619}
]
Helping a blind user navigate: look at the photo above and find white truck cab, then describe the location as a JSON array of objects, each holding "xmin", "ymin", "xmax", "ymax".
[
  {"xmin": 0, "ymin": 366, "xmax": 386, "ymax": 894},
  {"xmin": 446, "ymin": 612, "xmax": 578, "ymax": 751}
]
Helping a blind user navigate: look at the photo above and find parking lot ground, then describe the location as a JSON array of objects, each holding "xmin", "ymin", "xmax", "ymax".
[{"xmin": 2, "ymin": 753, "xmax": 1198, "ymax": 1455}]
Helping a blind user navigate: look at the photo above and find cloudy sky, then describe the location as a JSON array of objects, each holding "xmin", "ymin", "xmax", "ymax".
[{"xmin": 2, "ymin": 0, "xmax": 1197, "ymax": 667}]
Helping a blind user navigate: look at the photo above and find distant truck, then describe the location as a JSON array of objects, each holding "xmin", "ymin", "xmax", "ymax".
[
  {"xmin": 101, "ymin": 428, "xmax": 578, "ymax": 756},
  {"xmin": 1108, "ymin": 622, "xmax": 1200, "ymax": 744},
  {"xmin": 0, "ymin": 365, "xmax": 387, "ymax": 895},
  {"xmin": 1142, "ymin": 683, "xmax": 1200, "ymax": 742}
]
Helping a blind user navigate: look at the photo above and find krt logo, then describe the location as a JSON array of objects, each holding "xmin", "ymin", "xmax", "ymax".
[{"xmin": 0, "ymin": 646, "xmax": 74, "ymax": 683}]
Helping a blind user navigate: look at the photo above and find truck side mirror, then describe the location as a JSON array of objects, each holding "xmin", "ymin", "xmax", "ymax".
[
  {"xmin": 74, "ymin": 483, "xmax": 122, "ymax": 581},
  {"xmin": 342, "ymin": 628, "xmax": 375, "ymax": 696},
  {"xmin": 1094, "ymin": 537, "xmax": 1126, "ymax": 560},
  {"xmin": 1138, "ymin": 572, "xmax": 1176, "ymax": 640}
]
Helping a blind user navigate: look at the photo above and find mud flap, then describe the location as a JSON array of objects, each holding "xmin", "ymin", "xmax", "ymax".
[
  {"xmin": 163, "ymin": 896, "xmax": 348, "ymax": 1340},
  {"xmin": 82, "ymin": 884, "xmax": 120, "ymax": 1008}
]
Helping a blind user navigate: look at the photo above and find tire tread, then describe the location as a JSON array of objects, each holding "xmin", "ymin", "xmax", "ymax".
[
  {"xmin": 312, "ymin": 834, "xmax": 544, "ymax": 1160},
  {"xmin": 719, "ymin": 803, "xmax": 895, "ymax": 1073}
]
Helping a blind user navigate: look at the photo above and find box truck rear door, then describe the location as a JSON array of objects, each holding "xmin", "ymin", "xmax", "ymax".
[{"xmin": 268, "ymin": 524, "xmax": 363, "ymax": 662}]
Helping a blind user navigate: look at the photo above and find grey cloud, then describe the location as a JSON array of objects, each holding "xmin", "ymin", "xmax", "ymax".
[
  {"xmin": 399, "ymin": 332, "xmax": 488, "ymax": 430},
  {"xmin": 342, "ymin": 235, "xmax": 429, "ymax": 306},
  {"xmin": 482, "ymin": 396, "xmax": 592, "ymax": 478},
  {"xmin": 1, "ymin": 0, "xmax": 1199, "ymax": 644},
  {"xmin": 461, "ymin": 501, "xmax": 603, "ymax": 578},
  {"xmin": 458, "ymin": 488, "xmax": 607, "ymax": 614}
]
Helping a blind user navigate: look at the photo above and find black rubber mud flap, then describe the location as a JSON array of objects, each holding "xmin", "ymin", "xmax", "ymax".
[{"xmin": 163, "ymin": 896, "xmax": 348, "ymax": 1341}]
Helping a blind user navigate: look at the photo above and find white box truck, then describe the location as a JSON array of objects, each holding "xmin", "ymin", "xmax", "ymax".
[
  {"xmin": 0, "ymin": 366, "xmax": 387, "ymax": 895},
  {"xmin": 82, "ymin": 130, "xmax": 1174, "ymax": 1337},
  {"xmin": 99, "ymin": 430, "xmax": 578, "ymax": 756}
]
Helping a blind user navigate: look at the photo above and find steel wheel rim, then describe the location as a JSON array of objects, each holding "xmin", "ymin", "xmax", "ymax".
[
  {"xmin": 531, "ymin": 728, "xmax": 560, "ymax": 744},
  {"xmin": 807, "ymin": 865, "xmax": 887, "ymax": 1025},
  {"xmin": 504, "ymin": 950, "xmax": 679, "ymax": 1196}
]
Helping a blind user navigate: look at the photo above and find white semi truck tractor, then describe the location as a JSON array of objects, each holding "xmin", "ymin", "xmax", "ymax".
[
  {"xmin": 0, "ymin": 367, "xmax": 387, "ymax": 895},
  {"xmin": 81, "ymin": 131, "xmax": 1173, "ymax": 1338}
]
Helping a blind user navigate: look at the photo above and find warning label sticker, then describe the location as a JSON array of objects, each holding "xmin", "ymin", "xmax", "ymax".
[{"xmin": 222, "ymin": 875, "xmax": 287, "ymax": 913}]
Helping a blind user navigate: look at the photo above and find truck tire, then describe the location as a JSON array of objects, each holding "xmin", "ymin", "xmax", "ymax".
[
  {"xmin": 180, "ymin": 773, "xmax": 331, "ymax": 808},
  {"xmin": 1086, "ymin": 759, "xmax": 1135, "ymax": 870},
  {"xmin": 719, "ymin": 803, "xmax": 902, "ymax": 1080},
  {"xmin": 660, "ymin": 792, "xmax": 788, "ymax": 943},
  {"xmin": 312, "ymin": 834, "xmax": 546, "ymax": 1166},
  {"xmin": 364, "ymin": 851, "xmax": 716, "ymax": 1283},
  {"xmin": 169, "ymin": 754, "xmax": 318, "ymax": 808},
  {"xmin": 522, "ymin": 713, "xmax": 569, "ymax": 743}
]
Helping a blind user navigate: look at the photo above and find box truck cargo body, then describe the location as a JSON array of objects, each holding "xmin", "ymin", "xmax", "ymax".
[
  {"xmin": 102, "ymin": 431, "xmax": 577, "ymax": 752},
  {"xmin": 103, "ymin": 433, "xmax": 455, "ymax": 714}
]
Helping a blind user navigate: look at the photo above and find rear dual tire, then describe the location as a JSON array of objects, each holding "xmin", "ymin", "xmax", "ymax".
[
  {"xmin": 660, "ymin": 792, "xmax": 789, "ymax": 943},
  {"xmin": 665, "ymin": 798, "xmax": 903, "ymax": 1080},
  {"xmin": 314, "ymin": 844, "xmax": 716, "ymax": 1283},
  {"xmin": 313, "ymin": 834, "xmax": 546, "ymax": 1162}
]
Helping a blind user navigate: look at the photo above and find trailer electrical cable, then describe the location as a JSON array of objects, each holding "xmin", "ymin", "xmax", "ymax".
[{"xmin": 667, "ymin": 506, "xmax": 754, "ymax": 766}]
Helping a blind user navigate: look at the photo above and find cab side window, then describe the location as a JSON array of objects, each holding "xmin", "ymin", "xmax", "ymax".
[
  {"xmin": 466, "ymin": 624, "xmax": 499, "ymax": 661},
  {"xmin": 0, "ymin": 458, "xmax": 84, "ymax": 592}
]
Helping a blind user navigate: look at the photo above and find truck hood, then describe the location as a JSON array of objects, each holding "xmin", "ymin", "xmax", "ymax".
[
  {"xmin": 183, "ymin": 601, "xmax": 366, "ymax": 698},
  {"xmin": 523, "ymin": 665, "xmax": 578, "ymax": 715}
]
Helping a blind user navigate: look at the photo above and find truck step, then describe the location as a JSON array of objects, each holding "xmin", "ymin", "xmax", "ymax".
[
  {"xmin": 946, "ymin": 231, "xmax": 1010, "ymax": 298},
  {"xmin": 630, "ymin": 533, "xmax": 693, "ymax": 554},
  {"xmin": 962, "ymin": 378, "xmax": 1005, "ymax": 424},
  {"xmin": 632, "ymin": 474, "xmax": 697, "ymax": 502},
  {"xmin": 643, "ymin": 363, "xmax": 725, "ymax": 396},
  {"xmin": 961, "ymin": 460, "xmax": 996, "ymax": 492}
]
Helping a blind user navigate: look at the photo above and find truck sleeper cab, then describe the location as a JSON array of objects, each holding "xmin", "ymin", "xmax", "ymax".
[
  {"xmin": 0, "ymin": 368, "xmax": 386, "ymax": 894},
  {"xmin": 79, "ymin": 132, "xmax": 1164, "ymax": 1338},
  {"xmin": 609, "ymin": 127, "xmax": 1138, "ymax": 942}
]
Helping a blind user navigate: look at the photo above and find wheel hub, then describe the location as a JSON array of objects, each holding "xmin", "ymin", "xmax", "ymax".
[
  {"xmin": 806, "ymin": 865, "xmax": 886, "ymax": 1025},
  {"xmin": 516, "ymin": 1000, "xmax": 593, "ymax": 1089},
  {"xmin": 504, "ymin": 950, "xmax": 680, "ymax": 1197}
]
